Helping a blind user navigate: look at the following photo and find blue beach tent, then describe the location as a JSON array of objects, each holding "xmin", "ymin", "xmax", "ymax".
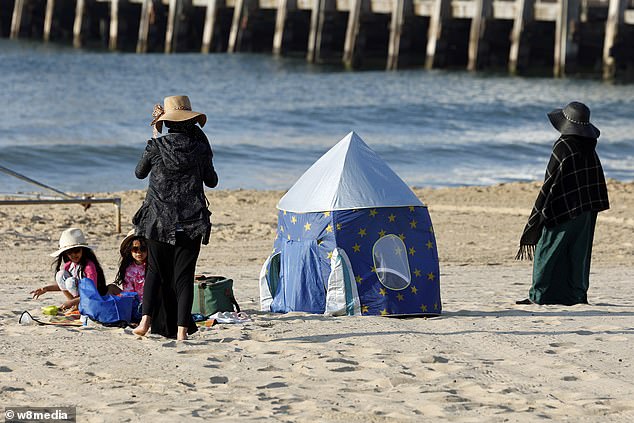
[{"xmin": 259, "ymin": 132, "xmax": 441, "ymax": 316}]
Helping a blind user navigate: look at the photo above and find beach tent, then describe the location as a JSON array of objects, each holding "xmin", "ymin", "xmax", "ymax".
[{"xmin": 259, "ymin": 132, "xmax": 441, "ymax": 316}]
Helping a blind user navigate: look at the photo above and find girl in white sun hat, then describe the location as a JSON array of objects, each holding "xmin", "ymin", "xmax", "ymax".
[{"xmin": 31, "ymin": 227, "xmax": 108, "ymax": 310}]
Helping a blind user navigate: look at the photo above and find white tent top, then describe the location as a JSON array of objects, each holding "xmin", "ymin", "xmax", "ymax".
[{"xmin": 277, "ymin": 132, "xmax": 424, "ymax": 212}]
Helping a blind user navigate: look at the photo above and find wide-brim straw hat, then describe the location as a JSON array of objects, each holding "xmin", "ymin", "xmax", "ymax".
[
  {"xmin": 547, "ymin": 101, "xmax": 600, "ymax": 139},
  {"xmin": 50, "ymin": 227, "xmax": 93, "ymax": 257},
  {"xmin": 150, "ymin": 95, "xmax": 207, "ymax": 134}
]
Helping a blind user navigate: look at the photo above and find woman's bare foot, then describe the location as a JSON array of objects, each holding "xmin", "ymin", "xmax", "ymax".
[
  {"xmin": 133, "ymin": 315, "xmax": 151, "ymax": 336},
  {"xmin": 176, "ymin": 326, "xmax": 188, "ymax": 341}
]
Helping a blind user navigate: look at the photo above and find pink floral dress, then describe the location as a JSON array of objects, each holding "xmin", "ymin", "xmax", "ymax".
[{"xmin": 122, "ymin": 262, "xmax": 146, "ymax": 302}]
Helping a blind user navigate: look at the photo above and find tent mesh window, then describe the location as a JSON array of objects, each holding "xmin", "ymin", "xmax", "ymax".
[{"xmin": 372, "ymin": 234, "xmax": 411, "ymax": 290}]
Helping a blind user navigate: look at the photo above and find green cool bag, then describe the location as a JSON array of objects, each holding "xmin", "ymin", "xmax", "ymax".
[{"xmin": 191, "ymin": 275, "xmax": 240, "ymax": 317}]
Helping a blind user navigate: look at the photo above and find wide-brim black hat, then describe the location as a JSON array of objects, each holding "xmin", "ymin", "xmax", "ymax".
[{"xmin": 547, "ymin": 101, "xmax": 600, "ymax": 139}]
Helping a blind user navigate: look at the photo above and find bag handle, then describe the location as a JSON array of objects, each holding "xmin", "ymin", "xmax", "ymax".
[{"xmin": 226, "ymin": 288, "xmax": 240, "ymax": 313}]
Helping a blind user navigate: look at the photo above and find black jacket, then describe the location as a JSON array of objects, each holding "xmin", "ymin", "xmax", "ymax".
[{"xmin": 132, "ymin": 124, "xmax": 218, "ymax": 245}]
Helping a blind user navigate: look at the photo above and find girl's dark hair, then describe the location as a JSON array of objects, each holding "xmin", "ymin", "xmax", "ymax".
[
  {"xmin": 52, "ymin": 247, "xmax": 107, "ymax": 295},
  {"xmin": 115, "ymin": 236, "xmax": 147, "ymax": 286}
]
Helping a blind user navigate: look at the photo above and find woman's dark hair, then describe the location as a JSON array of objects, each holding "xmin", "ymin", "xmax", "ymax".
[
  {"xmin": 164, "ymin": 118, "xmax": 198, "ymax": 131},
  {"xmin": 52, "ymin": 247, "xmax": 108, "ymax": 295},
  {"xmin": 115, "ymin": 237, "xmax": 147, "ymax": 286}
]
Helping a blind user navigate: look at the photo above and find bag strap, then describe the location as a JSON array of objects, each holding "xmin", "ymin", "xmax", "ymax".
[
  {"xmin": 224, "ymin": 287, "xmax": 240, "ymax": 313},
  {"xmin": 198, "ymin": 284, "xmax": 206, "ymax": 315}
]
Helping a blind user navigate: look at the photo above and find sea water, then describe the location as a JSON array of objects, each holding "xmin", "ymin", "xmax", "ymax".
[{"xmin": 1, "ymin": 39, "xmax": 632, "ymax": 194}]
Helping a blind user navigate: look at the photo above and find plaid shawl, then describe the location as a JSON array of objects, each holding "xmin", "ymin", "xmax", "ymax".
[{"xmin": 516, "ymin": 135, "xmax": 609, "ymax": 260}]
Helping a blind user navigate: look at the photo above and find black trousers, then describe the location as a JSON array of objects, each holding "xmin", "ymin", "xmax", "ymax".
[{"xmin": 143, "ymin": 232, "xmax": 201, "ymax": 337}]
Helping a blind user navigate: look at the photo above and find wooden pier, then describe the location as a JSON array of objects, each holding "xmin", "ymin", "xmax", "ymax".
[{"xmin": 2, "ymin": 0, "xmax": 634, "ymax": 78}]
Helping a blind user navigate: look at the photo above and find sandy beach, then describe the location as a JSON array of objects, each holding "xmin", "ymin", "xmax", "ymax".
[{"xmin": 0, "ymin": 181, "xmax": 632, "ymax": 422}]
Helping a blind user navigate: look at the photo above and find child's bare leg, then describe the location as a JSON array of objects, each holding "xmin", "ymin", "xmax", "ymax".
[
  {"xmin": 176, "ymin": 326, "xmax": 188, "ymax": 341},
  {"xmin": 133, "ymin": 315, "xmax": 151, "ymax": 336}
]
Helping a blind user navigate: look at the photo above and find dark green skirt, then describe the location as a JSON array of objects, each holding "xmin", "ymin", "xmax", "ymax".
[{"xmin": 529, "ymin": 211, "xmax": 597, "ymax": 305}]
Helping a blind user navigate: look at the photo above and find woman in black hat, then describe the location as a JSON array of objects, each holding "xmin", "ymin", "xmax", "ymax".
[{"xmin": 516, "ymin": 101, "xmax": 609, "ymax": 305}]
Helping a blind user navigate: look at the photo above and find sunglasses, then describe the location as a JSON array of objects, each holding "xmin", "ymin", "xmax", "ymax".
[{"xmin": 131, "ymin": 246, "xmax": 147, "ymax": 253}]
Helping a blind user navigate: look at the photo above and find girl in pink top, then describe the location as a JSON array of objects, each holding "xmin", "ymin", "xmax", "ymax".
[
  {"xmin": 31, "ymin": 228, "xmax": 107, "ymax": 310},
  {"xmin": 110, "ymin": 230, "xmax": 147, "ymax": 302}
]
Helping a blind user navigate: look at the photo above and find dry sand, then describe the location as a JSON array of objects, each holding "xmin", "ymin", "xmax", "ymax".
[{"xmin": 0, "ymin": 181, "xmax": 632, "ymax": 422}]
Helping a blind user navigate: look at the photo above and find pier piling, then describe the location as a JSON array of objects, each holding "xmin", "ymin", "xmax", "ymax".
[
  {"xmin": 306, "ymin": 0, "xmax": 322, "ymax": 62},
  {"xmin": 72, "ymin": 0, "xmax": 84, "ymax": 48},
  {"xmin": 603, "ymin": 0, "xmax": 627, "ymax": 79},
  {"xmin": 272, "ymin": 0, "xmax": 288, "ymax": 54},
  {"xmin": 554, "ymin": 0, "xmax": 580, "ymax": 77},
  {"xmin": 467, "ymin": 0, "xmax": 492, "ymax": 71},
  {"xmin": 425, "ymin": 0, "xmax": 450, "ymax": 69},
  {"xmin": 342, "ymin": 0, "xmax": 362, "ymax": 68},
  {"xmin": 201, "ymin": 0, "xmax": 219, "ymax": 53},
  {"xmin": 43, "ymin": 0, "xmax": 53, "ymax": 41},
  {"xmin": 9, "ymin": 0, "xmax": 24, "ymax": 38},
  {"xmin": 509, "ymin": 0, "xmax": 535, "ymax": 74},
  {"xmin": 386, "ymin": 0, "xmax": 405, "ymax": 70}
]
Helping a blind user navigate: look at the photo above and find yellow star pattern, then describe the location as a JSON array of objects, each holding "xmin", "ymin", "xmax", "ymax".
[
  {"xmin": 336, "ymin": 223, "xmax": 342, "ymax": 231},
  {"xmin": 413, "ymin": 268, "xmax": 421, "ymax": 277},
  {"xmin": 369, "ymin": 209, "xmax": 378, "ymax": 217},
  {"xmin": 355, "ymin": 275, "xmax": 363, "ymax": 284},
  {"xmin": 291, "ymin": 216, "xmax": 297, "ymax": 224},
  {"xmin": 352, "ymin": 243, "xmax": 361, "ymax": 252},
  {"xmin": 434, "ymin": 303, "xmax": 439, "ymax": 310},
  {"xmin": 429, "ymin": 225, "xmax": 434, "ymax": 233},
  {"xmin": 304, "ymin": 223, "xmax": 311, "ymax": 231},
  {"xmin": 380, "ymin": 309, "xmax": 388, "ymax": 316},
  {"xmin": 287, "ymin": 234, "xmax": 291, "ymax": 240},
  {"xmin": 409, "ymin": 206, "xmax": 415, "ymax": 212},
  {"xmin": 325, "ymin": 224, "xmax": 333, "ymax": 233},
  {"xmin": 426, "ymin": 240, "xmax": 434, "ymax": 249},
  {"xmin": 379, "ymin": 288, "xmax": 386, "ymax": 296},
  {"xmin": 411, "ymin": 286, "xmax": 418, "ymax": 294},
  {"xmin": 420, "ymin": 304, "xmax": 428, "ymax": 312},
  {"xmin": 280, "ymin": 226, "xmax": 285, "ymax": 232},
  {"xmin": 361, "ymin": 305, "xmax": 369, "ymax": 313},
  {"xmin": 397, "ymin": 293, "xmax": 404, "ymax": 301},
  {"xmin": 327, "ymin": 251, "xmax": 333, "ymax": 259},
  {"xmin": 409, "ymin": 220, "xmax": 417, "ymax": 229},
  {"xmin": 283, "ymin": 210, "xmax": 287, "ymax": 215},
  {"xmin": 388, "ymin": 214, "xmax": 396, "ymax": 222},
  {"xmin": 427, "ymin": 272, "xmax": 435, "ymax": 281},
  {"xmin": 323, "ymin": 211, "xmax": 330, "ymax": 217},
  {"xmin": 358, "ymin": 228, "xmax": 367, "ymax": 237},
  {"xmin": 378, "ymin": 229, "xmax": 386, "ymax": 237},
  {"xmin": 409, "ymin": 247, "xmax": 416, "ymax": 256},
  {"xmin": 371, "ymin": 266, "xmax": 377, "ymax": 273},
  {"xmin": 398, "ymin": 233, "xmax": 406, "ymax": 241}
]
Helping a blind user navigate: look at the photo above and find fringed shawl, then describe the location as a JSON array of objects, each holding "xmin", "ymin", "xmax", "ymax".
[{"xmin": 516, "ymin": 135, "xmax": 609, "ymax": 260}]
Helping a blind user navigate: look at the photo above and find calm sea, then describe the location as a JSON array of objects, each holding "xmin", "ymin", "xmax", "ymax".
[{"xmin": 1, "ymin": 39, "xmax": 633, "ymax": 194}]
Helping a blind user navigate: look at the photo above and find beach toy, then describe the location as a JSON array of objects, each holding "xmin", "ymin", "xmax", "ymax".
[{"xmin": 41, "ymin": 305, "xmax": 59, "ymax": 315}]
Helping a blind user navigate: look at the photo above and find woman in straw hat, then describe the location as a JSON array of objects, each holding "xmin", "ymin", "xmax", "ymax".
[
  {"xmin": 516, "ymin": 101, "xmax": 609, "ymax": 305},
  {"xmin": 132, "ymin": 95, "xmax": 218, "ymax": 340}
]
